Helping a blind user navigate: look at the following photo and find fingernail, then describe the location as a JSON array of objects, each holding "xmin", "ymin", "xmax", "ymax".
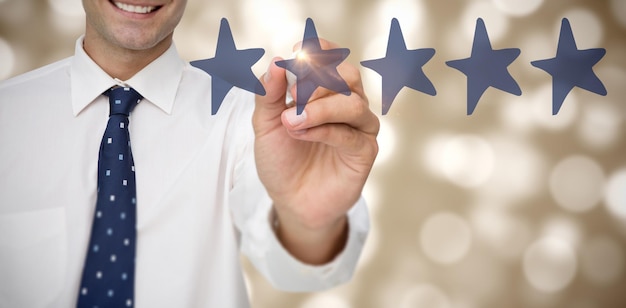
[{"xmin": 285, "ymin": 109, "xmax": 307, "ymax": 126}]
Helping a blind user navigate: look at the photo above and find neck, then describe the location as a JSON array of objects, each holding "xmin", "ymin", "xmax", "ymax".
[{"xmin": 82, "ymin": 32, "xmax": 172, "ymax": 81}]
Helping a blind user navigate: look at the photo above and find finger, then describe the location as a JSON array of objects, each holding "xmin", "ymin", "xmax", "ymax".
[
  {"xmin": 290, "ymin": 38, "xmax": 366, "ymax": 104},
  {"xmin": 281, "ymin": 93, "xmax": 380, "ymax": 136},
  {"xmin": 254, "ymin": 57, "xmax": 288, "ymax": 134},
  {"xmin": 285, "ymin": 122, "xmax": 379, "ymax": 159},
  {"xmin": 299, "ymin": 61, "xmax": 366, "ymax": 106}
]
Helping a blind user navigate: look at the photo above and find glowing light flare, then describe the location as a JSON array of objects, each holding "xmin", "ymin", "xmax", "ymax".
[
  {"xmin": 276, "ymin": 19, "xmax": 351, "ymax": 115},
  {"xmin": 285, "ymin": 50, "xmax": 311, "ymax": 104},
  {"xmin": 295, "ymin": 50, "xmax": 309, "ymax": 61}
]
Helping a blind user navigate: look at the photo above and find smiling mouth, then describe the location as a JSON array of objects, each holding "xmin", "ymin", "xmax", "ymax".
[{"xmin": 112, "ymin": 1, "xmax": 162, "ymax": 14}]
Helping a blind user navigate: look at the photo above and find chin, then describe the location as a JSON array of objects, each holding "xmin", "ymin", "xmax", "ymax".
[{"xmin": 113, "ymin": 31, "xmax": 171, "ymax": 51}]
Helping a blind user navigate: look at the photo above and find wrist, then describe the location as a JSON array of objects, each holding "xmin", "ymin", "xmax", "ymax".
[{"xmin": 272, "ymin": 207, "xmax": 348, "ymax": 265}]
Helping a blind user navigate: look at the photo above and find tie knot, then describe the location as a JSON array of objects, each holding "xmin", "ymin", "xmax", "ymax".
[{"xmin": 106, "ymin": 87, "xmax": 143, "ymax": 116}]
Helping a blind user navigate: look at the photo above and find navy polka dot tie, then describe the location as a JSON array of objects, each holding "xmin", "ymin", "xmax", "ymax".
[{"xmin": 77, "ymin": 87, "xmax": 142, "ymax": 308}]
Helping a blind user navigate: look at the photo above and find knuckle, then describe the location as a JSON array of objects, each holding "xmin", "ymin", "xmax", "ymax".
[
  {"xmin": 347, "ymin": 94, "xmax": 366, "ymax": 118},
  {"xmin": 342, "ymin": 126, "xmax": 359, "ymax": 147}
]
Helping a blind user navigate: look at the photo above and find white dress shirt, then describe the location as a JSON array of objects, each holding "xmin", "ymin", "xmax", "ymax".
[{"xmin": 0, "ymin": 37, "xmax": 369, "ymax": 308}]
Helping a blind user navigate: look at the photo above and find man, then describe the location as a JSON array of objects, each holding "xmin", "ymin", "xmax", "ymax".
[{"xmin": 0, "ymin": 0, "xmax": 379, "ymax": 307}]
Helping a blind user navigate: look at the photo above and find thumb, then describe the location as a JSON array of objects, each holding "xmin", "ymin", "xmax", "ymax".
[{"xmin": 254, "ymin": 57, "xmax": 288, "ymax": 128}]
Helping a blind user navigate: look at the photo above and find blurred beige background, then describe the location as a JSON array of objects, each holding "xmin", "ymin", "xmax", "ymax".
[{"xmin": 1, "ymin": 0, "xmax": 625, "ymax": 307}]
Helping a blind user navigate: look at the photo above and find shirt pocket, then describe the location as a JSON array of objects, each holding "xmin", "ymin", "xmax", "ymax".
[{"xmin": 0, "ymin": 207, "xmax": 67, "ymax": 308}]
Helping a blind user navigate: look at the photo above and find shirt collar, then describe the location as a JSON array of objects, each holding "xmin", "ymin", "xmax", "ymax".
[{"xmin": 71, "ymin": 35, "xmax": 185, "ymax": 116}]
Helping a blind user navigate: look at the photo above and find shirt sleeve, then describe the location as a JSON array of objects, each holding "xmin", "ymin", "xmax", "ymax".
[{"xmin": 227, "ymin": 91, "xmax": 370, "ymax": 292}]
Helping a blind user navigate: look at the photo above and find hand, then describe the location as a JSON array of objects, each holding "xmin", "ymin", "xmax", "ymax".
[{"xmin": 253, "ymin": 40, "xmax": 379, "ymax": 264}]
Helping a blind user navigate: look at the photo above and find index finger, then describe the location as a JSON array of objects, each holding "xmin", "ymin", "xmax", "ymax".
[{"xmin": 286, "ymin": 38, "xmax": 366, "ymax": 107}]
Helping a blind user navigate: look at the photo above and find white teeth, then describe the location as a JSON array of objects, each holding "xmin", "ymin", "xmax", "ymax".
[{"xmin": 114, "ymin": 2, "xmax": 157, "ymax": 14}]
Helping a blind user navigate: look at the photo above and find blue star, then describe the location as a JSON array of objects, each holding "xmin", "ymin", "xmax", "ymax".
[
  {"xmin": 191, "ymin": 18, "xmax": 265, "ymax": 115},
  {"xmin": 276, "ymin": 18, "xmax": 351, "ymax": 115},
  {"xmin": 446, "ymin": 18, "xmax": 521, "ymax": 115},
  {"xmin": 531, "ymin": 18, "xmax": 607, "ymax": 115},
  {"xmin": 361, "ymin": 18, "xmax": 436, "ymax": 115}
]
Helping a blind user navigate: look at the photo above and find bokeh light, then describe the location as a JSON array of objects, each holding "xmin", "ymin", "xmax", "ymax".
[
  {"xmin": 470, "ymin": 204, "xmax": 532, "ymax": 259},
  {"xmin": 422, "ymin": 134, "xmax": 494, "ymax": 188},
  {"xmin": 479, "ymin": 136, "xmax": 545, "ymax": 202},
  {"xmin": 47, "ymin": 0, "xmax": 84, "ymax": 17},
  {"xmin": 0, "ymin": 38, "xmax": 14, "ymax": 80},
  {"xmin": 240, "ymin": 0, "xmax": 304, "ymax": 56},
  {"xmin": 604, "ymin": 168, "xmax": 626, "ymax": 220},
  {"xmin": 243, "ymin": 271, "xmax": 255, "ymax": 302},
  {"xmin": 523, "ymin": 237, "xmax": 577, "ymax": 293},
  {"xmin": 580, "ymin": 236, "xmax": 625, "ymax": 286},
  {"xmin": 610, "ymin": 0, "xmax": 626, "ymax": 29},
  {"xmin": 372, "ymin": 0, "xmax": 427, "ymax": 44},
  {"xmin": 529, "ymin": 84, "xmax": 579, "ymax": 131},
  {"xmin": 498, "ymin": 96, "xmax": 535, "ymax": 135},
  {"xmin": 516, "ymin": 30, "xmax": 554, "ymax": 77},
  {"xmin": 419, "ymin": 212, "xmax": 472, "ymax": 264},
  {"xmin": 303, "ymin": 0, "xmax": 347, "ymax": 27},
  {"xmin": 373, "ymin": 118, "xmax": 397, "ymax": 165},
  {"xmin": 47, "ymin": 0, "xmax": 85, "ymax": 34},
  {"xmin": 461, "ymin": 1, "xmax": 510, "ymax": 43},
  {"xmin": 359, "ymin": 178, "xmax": 381, "ymax": 267},
  {"xmin": 549, "ymin": 155, "xmax": 605, "ymax": 213},
  {"xmin": 560, "ymin": 9, "xmax": 604, "ymax": 48},
  {"xmin": 492, "ymin": 0, "xmax": 544, "ymax": 17},
  {"xmin": 358, "ymin": 216, "xmax": 380, "ymax": 268},
  {"xmin": 540, "ymin": 216, "xmax": 583, "ymax": 248},
  {"xmin": 577, "ymin": 101, "xmax": 623, "ymax": 150},
  {"xmin": 400, "ymin": 284, "xmax": 451, "ymax": 308},
  {"xmin": 300, "ymin": 293, "xmax": 350, "ymax": 308}
]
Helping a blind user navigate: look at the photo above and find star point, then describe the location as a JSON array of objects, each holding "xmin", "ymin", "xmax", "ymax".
[
  {"xmin": 446, "ymin": 18, "xmax": 521, "ymax": 115},
  {"xmin": 190, "ymin": 18, "xmax": 265, "ymax": 115},
  {"xmin": 531, "ymin": 18, "xmax": 607, "ymax": 115},
  {"xmin": 275, "ymin": 18, "xmax": 351, "ymax": 115},
  {"xmin": 361, "ymin": 18, "xmax": 436, "ymax": 115}
]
